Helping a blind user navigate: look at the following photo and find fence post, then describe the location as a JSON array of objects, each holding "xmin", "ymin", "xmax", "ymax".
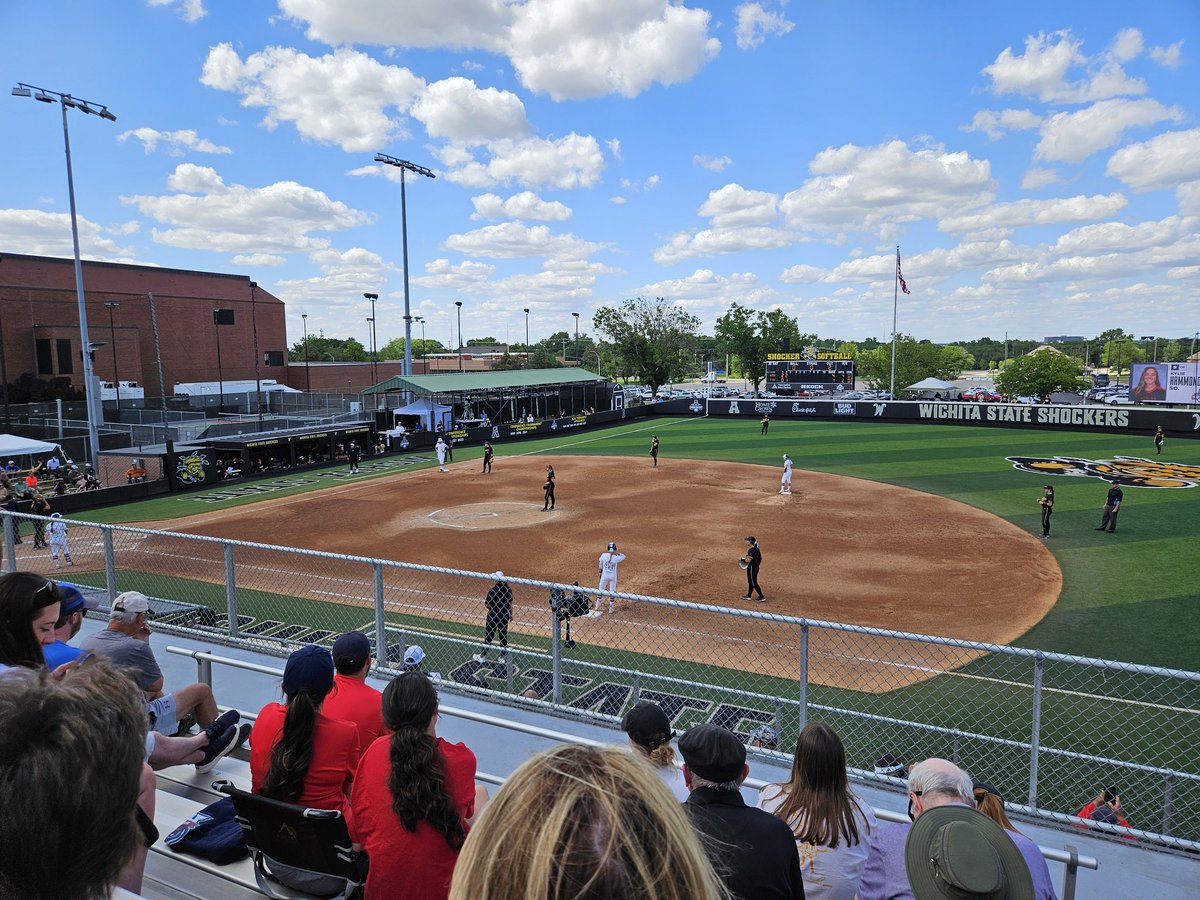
[
  {"xmin": 1028, "ymin": 651, "xmax": 1044, "ymax": 808},
  {"xmin": 1061, "ymin": 845, "xmax": 1079, "ymax": 900},
  {"xmin": 1162, "ymin": 773, "xmax": 1173, "ymax": 835},
  {"xmin": 2, "ymin": 513, "xmax": 14, "ymax": 574},
  {"xmin": 224, "ymin": 542, "xmax": 238, "ymax": 640},
  {"xmin": 798, "ymin": 621, "xmax": 810, "ymax": 731},
  {"xmin": 373, "ymin": 562, "xmax": 387, "ymax": 668},
  {"xmin": 102, "ymin": 527, "xmax": 117, "ymax": 601},
  {"xmin": 551, "ymin": 608, "xmax": 562, "ymax": 705},
  {"xmin": 951, "ymin": 729, "xmax": 961, "ymax": 766}
]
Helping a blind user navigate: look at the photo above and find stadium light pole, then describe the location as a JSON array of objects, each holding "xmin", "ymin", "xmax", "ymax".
[
  {"xmin": 373, "ymin": 154, "xmax": 434, "ymax": 378},
  {"xmin": 103, "ymin": 301, "xmax": 120, "ymax": 414},
  {"xmin": 250, "ymin": 281, "xmax": 262, "ymax": 427},
  {"xmin": 455, "ymin": 301, "xmax": 464, "ymax": 372},
  {"xmin": 524, "ymin": 307, "xmax": 530, "ymax": 368},
  {"xmin": 414, "ymin": 316, "xmax": 425, "ymax": 371},
  {"xmin": 300, "ymin": 313, "xmax": 311, "ymax": 392},
  {"xmin": 13, "ymin": 82, "xmax": 116, "ymax": 466},
  {"xmin": 213, "ymin": 308, "xmax": 226, "ymax": 412},
  {"xmin": 364, "ymin": 292, "xmax": 379, "ymax": 384},
  {"xmin": 1140, "ymin": 335, "xmax": 1157, "ymax": 362},
  {"xmin": 572, "ymin": 312, "xmax": 580, "ymax": 363}
]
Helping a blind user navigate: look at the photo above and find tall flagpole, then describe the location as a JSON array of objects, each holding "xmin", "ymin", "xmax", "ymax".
[{"xmin": 889, "ymin": 245, "xmax": 899, "ymax": 400}]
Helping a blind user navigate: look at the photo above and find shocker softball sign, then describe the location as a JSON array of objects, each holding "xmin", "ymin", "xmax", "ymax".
[{"xmin": 1006, "ymin": 456, "xmax": 1200, "ymax": 489}]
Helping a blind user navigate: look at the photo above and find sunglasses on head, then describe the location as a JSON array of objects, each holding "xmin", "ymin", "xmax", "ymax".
[{"xmin": 35, "ymin": 578, "xmax": 57, "ymax": 600}]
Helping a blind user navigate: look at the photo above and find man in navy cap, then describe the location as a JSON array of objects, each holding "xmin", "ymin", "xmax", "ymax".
[
  {"xmin": 322, "ymin": 631, "xmax": 385, "ymax": 761},
  {"xmin": 679, "ymin": 723, "xmax": 804, "ymax": 899}
]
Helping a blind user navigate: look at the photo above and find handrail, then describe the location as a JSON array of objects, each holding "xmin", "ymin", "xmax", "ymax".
[{"xmin": 167, "ymin": 646, "xmax": 1101, "ymax": 886}]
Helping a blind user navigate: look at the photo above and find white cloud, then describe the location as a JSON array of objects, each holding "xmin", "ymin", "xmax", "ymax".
[
  {"xmin": 443, "ymin": 221, "xmax": 603, "ymax": 260},
  {"xmin": 653, "ymin": 225, "xmax": 796, "ymax": 265},
  {"xmin": 694, "ymin": 154, "xmax": 732, "ymax": 172},
  {"xmin": 606, "ymin": 138, "xmax": 622, "ymax": 160},
  {"xmin": 632, "ymin": 269, "xmax": 777, "ymax": 317},
  {"xmin": 734, "ymin": 2, "xmax": 794, "ymax": 50},
  {"xmin": 147, "ymin": 0, "xmax": 206, "ymax": 23},
  {"xmin": 200, "ymin": 44, "xmax": 425, "ymax": 153},
  {"xmin": 1110, "ymin": 27, "xmax": 1143, "ymax": 63},
  {"xmin": 1034, "ymin": 98, "xmax": 1183, "ymax": 164},
  {"xmin": 1150, "ymin": 41, "xmax": 1183, "ymax": 70},
  {"xmin": 279, "ymin": 0, "xmax": 511, "ymax": 52},
  {"xmin": 619, "ymin": 175, "xmax": 661, "ymax": 192},
  {"xmin": 1179, "ymin": 182, "xmax": 1200, "ymax": 216},
  {"xmin": 232, "ymin": 253, "xmax": 286, "ymax": 266},
  {"xmin": 0, "ymin": 209, "xmax": 135, "ymax": 260},
  {"xmin": 779, "ymin": 140, "xmax": 995, "ymax": 235},
  {"xmin": 939, "ymin": 194, "xmax": 1128, "ymax": 234},
  {"xmin": 962, "ymin": 108, "xmax": 1041, "ymax": 141},
  {"xmin": 1051, "ymin": 215, "xmax": 1197, "ymax": 256},
  {"xmin": 610, "ymin": 196, "xmax": 627, "ymax": 205},
  {"xmin": 106, "ymin": 221, "xmax": 142, "ymax": 236},
  {"xmin": 1106, "ymin": 128, "xmax": 1200, "ymax": 192},
  {"xmin": 118, "ymin": 127, "xmax": 232, "ymax": 156},
  {"xmin": 435, "ymin": 133, "xmax": 605, "ymax": 190},
  {"xmin": 470, "ymin": 191, "xmax": 573, "ymax": 221},
  {"xmin": 981, "ymin": 29, "xmax": 1147, "ymax": 103},
  {"xmin": 410, "ymin": 77, "xmax": 529, "ymax": 142},
  {"xmin": 270, "ymin": 247, "xmax": 398, "ymax": 307},
  {"xmin": 779, "ymin": 263, "xmax": 824, "ymax": 284},
  {"xmin": 1021, "ymin": 167, "xmax": 1063, "ymax": 190},
  {"xmin": 121, "ymin": 164, "xmax": 372, "ymax": 255},
  {"xmin": 697, "ymin": 183, "xmax": 779, "ymax": 228}
]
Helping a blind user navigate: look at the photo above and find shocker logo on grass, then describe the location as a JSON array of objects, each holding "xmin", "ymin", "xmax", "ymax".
[{"xmin": 1006, "ymin": 456, "xmax": 1200, "ymax": 489}]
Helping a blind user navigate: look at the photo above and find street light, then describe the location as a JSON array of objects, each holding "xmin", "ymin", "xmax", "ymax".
[
  {"xmin": 373, "ymin": 154, "xmax": 435, "ymax": 378},
  {"xmin": 455, "ymin": 301, "xmax": 464, "ymax": 372},
  {"xmin": 414, "ymin": 316, "xmax": 425, "ymax": 371},
  {"xmin": 103, "ymin": 301, "xmax": 120, "ymax": 414},
  {"xmin": 523, "ymin": 307, "xmax": 530, "ymax": 368},
  {"xmin": 364, "ymin": 292, "xmax": 379, "ymax": 384},
  {"xmin": 301, "ymin": 313, "xmax": 311, "ymax": 392},
  {"xmin": 572, "ymin": 312, "xmax": 580, "ymax": 364},
  {"xmin": 13, "ymin": 81, "xmax": 116, "ymax": 466},
  {"xmin": 1140, "ymin": 335, "xmax": 1158, "ymax": 363}
]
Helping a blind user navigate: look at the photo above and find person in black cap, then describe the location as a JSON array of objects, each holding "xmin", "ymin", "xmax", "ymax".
[
  {"xmin": 740, "ymin": 536, "xmax": 764, "ymax": 602},
  {"xmin": 679, "ymin": 723, "xmax": 805, "ymax": 899},
  {"xmin": 473, "ymin": 572, "xmax": 513, "ymax": 663},
  {"xmin": 323, "ymin": 631, "xmax": 385, "ymax": 762},
  {"xmin": 622, "ymin": 702, "xmax": 688, "ymax": 802},
  {"xmin": 1038, "ymin": 484, "xmax": 1053, "ymax": 539},
  {"xmin": 1095, "ymin": 479, "xmax": 1123, "ymax": 533}
]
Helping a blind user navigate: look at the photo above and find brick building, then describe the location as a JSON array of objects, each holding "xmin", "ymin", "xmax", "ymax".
[{"xmin": 0, "ymin": 253, "xmax": 287, "ymax": 399}]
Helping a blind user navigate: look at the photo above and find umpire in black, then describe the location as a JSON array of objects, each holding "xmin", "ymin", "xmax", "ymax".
[
  {"xmin": 473, "ymin": 572, "xmax": 513, "ymax": 662},
  {"xmin": 741, "ymin": 536, "xmax": 764, "ymax": 602}
]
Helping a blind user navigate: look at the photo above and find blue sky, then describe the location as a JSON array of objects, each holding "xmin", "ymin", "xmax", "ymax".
[{"xmin": 3, "ymin": 1, "xmax": 1198, "ymax": 351}]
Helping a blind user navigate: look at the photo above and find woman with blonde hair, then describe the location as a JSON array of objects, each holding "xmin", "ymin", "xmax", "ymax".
[
  {"xmin": 449, "ymin": 744, "xmax": 729, "ymax": 900},
  {"xmin": 974, "ymin": 782, "xmax": 1019, "ymax": 832},
  {"xmin": 758, "ymin": 721, "xmax": 874, "ymax": 900},
  {"xmin": 621, "ymin": 701, "xmax": 689, "ymax": 801}
]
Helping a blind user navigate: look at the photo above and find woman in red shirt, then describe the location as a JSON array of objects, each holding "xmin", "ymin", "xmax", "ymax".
[
  {"xmin": 351, "ymin": 673, "xmax": 486, "ymax": 900},
  {"xmin": 250, "ymin": 645, "xmax": 360, "ymax": 894}
]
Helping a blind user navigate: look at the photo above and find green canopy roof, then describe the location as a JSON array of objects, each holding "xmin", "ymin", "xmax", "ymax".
[{"xmin": 363, "ymin": 367, "xmax": 604, "ymax": 395}]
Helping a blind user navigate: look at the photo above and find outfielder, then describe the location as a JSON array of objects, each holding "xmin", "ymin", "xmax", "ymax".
[
  {"xmin": 592, "ymin": 542, "xmax": 626, "ymax": 616},
  {"xmin": 780, "ymin": 454, "xmax": 793, "ymax": 495},
  {"xmin": 435, "ymin": 436, "xmax": 448, "ymax": 472},
  {"xmin": 48, "ymin": 512, "xmax": 73, "ymax": 568}
]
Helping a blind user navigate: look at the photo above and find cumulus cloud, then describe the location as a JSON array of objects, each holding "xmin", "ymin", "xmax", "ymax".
[
  {"xmin": 962, "ymin": 109, "xmax": 1041, "ymax": 141},
  {"xmin": 470, "ymin": 191, "xmax": 572, "ymax": 221},
  {"xmin": 1034, "ymin": 98, "xmax": 1183, "ymax": 164},
  {"xmin": 940, "ymin": 194, "xmax": 1129, "ymax": 234},
  {"xmin": 434, "ymin": 133, "xmax": 605, "ymax": 190},
  {"xmin": 619, "ymin": 175, "xmax": 661, "ymax": 192},
  {"xmin": 1106, "ymin": 128, "xmax": 1200, "ymax": 192},
  {"xmin": 410, "ymin": 77, "xmax": 529, "ymax": 142},
  {"xmin": 653, "ymin": 225, "xmax": 796, "ymax": 265},
  {"xmin": 1150, "ymin": 41, "xmax": 1183, "ymax": 70},
  {"xmin": 443, "ymin": 221, "xmax": 603, "ymax": 260},
  {"xmin": 606, "ymin": 138, "xmax": 622, "ymax": 160},
  {"xmin": 697, "ymin": 183, "xmax": 779, "ymax": 228},
  {"xmin": 201, "ymin": 43, "xmax": 425, "ymax": 152},
  {"xmin": 270, "ymin": 247, "xmax": 398, "ymax": 307},
  {"xmin": 232, "ymin": 253, "xmax": 286, "ymax": 266},
  {"xmin": 694, "ymin": 154, "xmax": 732, "ymax": 172},
  {"xmin": 118, "ymin": 127, "xmax": 232, "ymax": 156},
  {"xmin": 147, "ymin": 0, "xmax": 206, "ymax": 23},
  {"xmin": 0, "ymin": 209, "xmax": 135, "ymax": 260},
  {"xmin": 778, "ymin": 263, "xmax": 824, "ymax": 284},
  {"xmin": 982, "ymin": 29, "xmax": 1147, "ymax": 103},
  {"xmin": 632, "ymin": 269, "xmax": 777, "ymax": 318},
  {"xmin": 1021, "ymin": 167, "xmax": 1064, "ymax": 191},
  {"xmin": 279, "ymin": 0, "xmax": 511, "ymax": 51},
  {"xmin": 121, "ymin": 163, "xmax": 372, "ymax": 255},
  {"xmin": 734, "ymin": 2, "xmax": 794, "ymax": 50},
  {"xmin": 1179, "ymin": 182, "xmax": 1200, "ymax": 216}
]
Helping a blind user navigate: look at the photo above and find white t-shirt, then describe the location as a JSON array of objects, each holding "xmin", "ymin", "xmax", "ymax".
[{"xmin": 757, "ymin": 785, "xmax": 876, "ymax": 900}]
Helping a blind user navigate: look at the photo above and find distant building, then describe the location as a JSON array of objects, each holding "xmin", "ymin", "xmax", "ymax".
[{"xmin": 1043, "ymin": 335, "xmax": 1085, "ymax": 342}]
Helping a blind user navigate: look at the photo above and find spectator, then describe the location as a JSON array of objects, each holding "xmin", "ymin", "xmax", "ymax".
[
  {"xmin": 903, "ymin": 805, "xmax": 1037, "ymax": 900},
  {"xmin": 29, "ymin": 491, "xmax": 51, "ymax": 548},
  {"xmin": 1075, "ymin": 787, "xmax": 1135, "ymax": 840},
  {"xmin": 621, "ymin": 701, "xmax": 689, "ymax": 801},
  {"xmin": 41, "ymin": 582, "xmax": 98, "ymax": 669},
  {"xmin": 0, "ymin": 663, "xmax": 150, "ymax": 900},
  {"xmin": 858, "ymin": 758, "xmax": 1054, "ymax": 900},
  {"xmin": 80, "ymin": 590, "xmax": 226, "ymax": 737},
  {"xmin": 749, "ymin": 724, "xmax": 781, "ymax": 751},
  {"xmin": 351, "ymin": 672, "xmax": 488, "ymax": 899},
  {"xmin": 46, "ymin": 455, "xmax": 60, "ymax": 476},
  {"xmin": 3, "ymin": 459, "xmax": 18, "ymax": 473},
  {"xmin": 0, "ymin": 572, "xmax": 62, "ymax": 669},
  {"xmin": 974, "ymin": 782, "xmax": 1019, "ymax": 833},
  {"xmin": 679, "ymin": 723, "xmax": 805, "ymax": 899},
  {"xmin": 250, "ymin": 644, "xmax": 360, "ymax": 895},
  {"xmin": 402, "ymin": 643, "xmax": 442, "ymax": 684},
  {"xmin": 324, "ymin": 631, "xmax": 387, "ymax": 761},
  {"xmin": 3, "ymin": 493, "xmax": 23, "ymax": 545},
  {"xmin": 758, "ymin": 722, "xmax": 875, "ymax": 900},
  {"xmin": 125, "ymin": 462, "xmax": 147, "ymax": 483},
  {"xmin": 873, "ymin": 752, "xmax": 908, "ymax": 780},
  {"xmin": 449, "ymin": 744, "xmax": 727, "ymax": 900}
]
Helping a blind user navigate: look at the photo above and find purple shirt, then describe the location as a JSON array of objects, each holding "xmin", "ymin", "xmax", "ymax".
[{"xmin": 858, "ymin": 812, "xmax": 1057, "ymax": 900}]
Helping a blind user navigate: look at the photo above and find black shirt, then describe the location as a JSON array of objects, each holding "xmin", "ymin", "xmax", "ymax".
[
  {"xmin": 685, "ymin": 787, "xmax": 804, "ymax": 900},
  {"xmin": 485, "ymin": 581, "xmax": 513, "ymax": 618},
  {"xmin": 1106, "ymin": 486, "xmax": 1123, "ymax": 507},
  {"xmin": 746, "ymin": 544, "xmax": 762, "ymax": 568}
]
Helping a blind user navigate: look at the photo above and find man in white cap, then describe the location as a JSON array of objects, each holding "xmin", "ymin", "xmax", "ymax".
[
  {"xmin": 592, "ymin": 542, "xmax": 626, "ymax": 616},
  {"xmin": 780, "ymin": 454, "xmax": 793, "ymax": 495},
  {"xmin": 402, "ymin": 644, "xmax": 441, "ymax": 684},
  {"xmin": 81, "ymin": 591, "xmax": 228, "ymax": 737}
]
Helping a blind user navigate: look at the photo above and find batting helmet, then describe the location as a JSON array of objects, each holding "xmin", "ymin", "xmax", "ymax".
[{"xmin": 607, "ymin": 542, "xmax": 617, "ymax": 552}]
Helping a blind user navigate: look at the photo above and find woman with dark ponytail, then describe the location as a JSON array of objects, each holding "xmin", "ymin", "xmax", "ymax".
[
  {"xmin": 250, "ymin": 645, "xmax": 360, "ymax": 894},
  {"xmin": 351, "ymin": 672, "xmax": 488, "ymax": 899}
]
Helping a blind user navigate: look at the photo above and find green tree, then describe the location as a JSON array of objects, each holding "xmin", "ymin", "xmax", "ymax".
[
  {"xmin": 713, "ymin": 303, "xmax": 811, "ymax": 393},
  {"xmin": 593, "ymin": 297, "xmax": 699, "ymax": 396},
  {"xmin": 1160, "ymin": 340, "xmax": 1185, "ymax": 362},
  {"xmin": 287, "ymin": 336, "xmax": 369, "ymax": 362},
  {"xmin": 492, "ymin": 350, "xmax": 522, "ymax": 370},
  {"xmin": 1100, "ymin": 339, "xmax": 1144, "ymax": 378},
  {"xmin": 377, "ymin": 336, "xmax": 446, "ymax": 359},
  {"xmin": 855, "ymin": 335, "xmax": 960, "ymax": 394},
  {"xmin": 995, "ymin": 348, "xmax": 1087, "ymax": 401},
  {"xmin": 940, "ymin": 345, "xmax": 975, "ymax": 373}
]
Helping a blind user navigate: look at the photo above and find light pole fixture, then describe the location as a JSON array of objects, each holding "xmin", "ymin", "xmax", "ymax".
[
  {"xmin": 572, "ymin": 312, "xmax": 580, "ymax": 364},
  {"xmin": 1140, "ymin": 335, "xmax": 1158, "ymax": 362},
  {"xmin": 373, "ymin": 153, "xmax": 434, "ymax": 378},
  {"xmin": 301, "ymin": 313, "xmax": 311, "ymax": 392},
  {"xmin": 250, "ymin": 280, "xmax": 262, "ymax": 427},
  {"xmin": 524, "ymin": 307, "xmax": 530, "ymax": 368},
  {"xmin": 212, "ymin": 308, "xmax": 229, "ymax": 412},
  {"xmin": 364, "ymin": 292, "xmax": 379, "ymax": 384},
  {"xmin": 13, "ymin": 81, "xmax": 116, "ymax": 466},
  {"xmin": 455, "ymin": 301, "xmax": 464, "ymax": 372},
  {"xmin": 103, "ymin": 301, "xmax": 120, "ymax": 413}
]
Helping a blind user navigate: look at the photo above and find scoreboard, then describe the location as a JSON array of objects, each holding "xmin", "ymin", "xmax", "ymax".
[{"xmin": 764, "ymin": 351, "xmax": 855, "ymax": 391}]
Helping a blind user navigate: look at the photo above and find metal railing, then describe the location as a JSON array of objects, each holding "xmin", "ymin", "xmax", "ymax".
[{"xmin": 5, "ymin": 510, "xmax": 1197, "ymax": 852}]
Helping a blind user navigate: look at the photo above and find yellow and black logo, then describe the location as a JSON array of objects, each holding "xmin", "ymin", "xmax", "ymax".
[{"xmin": 1006, "ymin": 456, "xmax": 1200, "ymax": 489}]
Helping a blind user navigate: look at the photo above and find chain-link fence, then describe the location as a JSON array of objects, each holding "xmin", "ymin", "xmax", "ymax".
[{"xmin": 5, "ymin": 511, "xmax": 1197, "ymax": 850}]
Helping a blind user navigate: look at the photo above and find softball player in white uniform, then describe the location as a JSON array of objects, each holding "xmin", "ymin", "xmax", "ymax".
[
  {"xmin": 780, "ymin": 454, "xmax": 793, "ymax": 495},
  {"xmin": 48, "ymin": 512, "xmax": 73, "ymax": 567},
  {"xmin": 435, "ymin": 437, "xmax": 448, "ymax": 472},
  {"xmin": 592, "ymin": 543, "xmax": 626, "ymax": 616}
]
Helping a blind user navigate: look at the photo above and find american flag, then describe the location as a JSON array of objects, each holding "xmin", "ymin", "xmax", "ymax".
[{"xmin": 897, "ymin": 251, "xmax": 911, "ymax": 294}]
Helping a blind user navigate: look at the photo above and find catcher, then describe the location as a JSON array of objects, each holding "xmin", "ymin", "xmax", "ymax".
[{"xmin": 740, "ymin": 535, "xmax": 764, "ymax": 601}]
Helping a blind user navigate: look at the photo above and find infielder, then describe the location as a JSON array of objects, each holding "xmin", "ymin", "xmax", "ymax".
[
  {"xmin": 482, "ymin": 441, "xmax": 494, "ymax": 474},
  {"xmin": 741, "ymin": 535, "xmax": 764, "ymax": 601},
  {"xmin": 593, "ymin": 542, "xmax": 626, "ymax": 616},
  {"xmin": 48, "ymin": 512, "xmax": 73, "ymax": 568},
  {"xmin": 435, "ymin": 436, "xmax": 448, "ymax": 472},
  {"xmin": 780, "ymin": 454, "xmax": 793, "ymax": 495}
]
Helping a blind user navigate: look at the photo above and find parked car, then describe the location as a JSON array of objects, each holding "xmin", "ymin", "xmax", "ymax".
[
  {"xmin": 838, "ymin": 391, "xmax": 873, "ymax": 400},
  {"xmin": 1103, "ymin": 391, "xmax": 1135, "ymax": 405},
  {"xmin": 961, "ymin": 387, "xmax": 1002, "ymax": 402}
]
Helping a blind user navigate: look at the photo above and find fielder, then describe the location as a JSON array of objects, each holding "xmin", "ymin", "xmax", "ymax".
[
  {"xmin": 592, "ymin": 542, "xmax": 626, "ymax": 616},
  {"xmin": 435, "ymin": 436, "xmax": 448, "ymax": 472},
  {"xmin": 780, "ymin": 454, "xmax": 793, "ymax": 495},
  {"xmin": 48, "ymin": 512, "xmax": 73, "ymax": 568}
]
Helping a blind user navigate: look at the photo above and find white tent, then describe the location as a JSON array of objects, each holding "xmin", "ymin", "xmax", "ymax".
[
  {"xmin": 904, "ymin": 377, "xmax": 959, "ymax": 397},
  {"xmin": 390, "ymin": 398, "xmax": 452, "ymax": 433},
  {"xmin": 0, "ymin": 434, "xmax": 62, "ymax": 459}
]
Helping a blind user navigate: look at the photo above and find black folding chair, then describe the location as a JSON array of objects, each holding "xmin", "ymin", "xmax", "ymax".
[{"xmin": 214, "ymin": 781, "xmax": 367, "ymax": 900}]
